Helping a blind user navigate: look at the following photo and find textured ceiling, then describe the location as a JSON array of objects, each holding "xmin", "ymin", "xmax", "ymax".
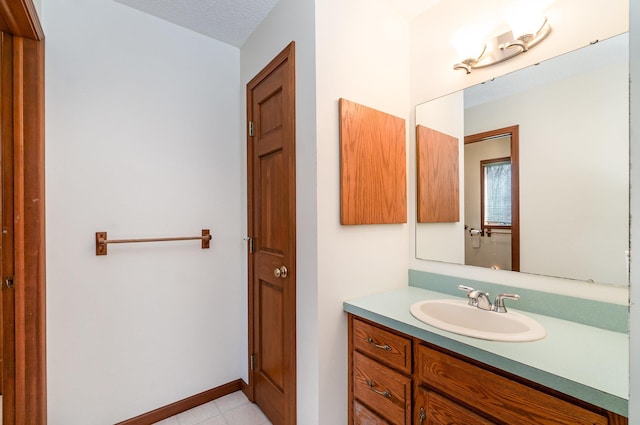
[
  {"xmin": 114, "ymin": 0, "xmax": 280, "ymax": 47},
  {"xmin": 113, "ymin": 0, "xmax": 441, "ymax": 47}
]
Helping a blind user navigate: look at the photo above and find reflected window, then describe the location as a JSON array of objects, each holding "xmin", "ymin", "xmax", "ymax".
[{"xmin": 481, "ymin": 157, "xmax": 511, "ymax": 230}]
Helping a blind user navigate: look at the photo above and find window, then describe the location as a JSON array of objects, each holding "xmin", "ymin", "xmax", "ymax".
[{"xmin": 481, "ymin": 157, "xmax": 512, "ymax": 229}]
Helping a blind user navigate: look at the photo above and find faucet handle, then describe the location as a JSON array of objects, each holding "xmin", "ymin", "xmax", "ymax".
[
  {"xmin": 492, "ymin": 293, "xmax": 520, "ymax": 313},
  {"xmin": 457, "ymin": 284, "xmax": 480, "ymax": 307}
]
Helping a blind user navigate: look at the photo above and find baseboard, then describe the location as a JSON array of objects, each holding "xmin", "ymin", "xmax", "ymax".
[
  {"xmin": 241, "ymin": 379, "xmax": 251, "ymax": 400},
  {"xmin": 116, "ymin": 379, "xmax": 246, "ymax": 425}
]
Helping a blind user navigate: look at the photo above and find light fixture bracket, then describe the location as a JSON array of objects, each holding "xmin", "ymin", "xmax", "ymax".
[{"xmin": 454, "ymin": 17, "xmax": 551, "ymax": 74}]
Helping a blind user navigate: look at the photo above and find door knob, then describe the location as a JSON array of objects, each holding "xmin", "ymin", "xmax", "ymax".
[{"xmin": 274, "ymin": 265, "xmax": 288, "ymax": 278}]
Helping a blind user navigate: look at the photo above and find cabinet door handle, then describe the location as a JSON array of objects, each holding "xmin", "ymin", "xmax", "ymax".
[
  {"xmin": 418, "ymin": 407, "xmax": 426, "ymax": 425},
  {"xmin": 366, "ymin": 380, "xmax": 391, "ymax": 398},
  {"xmin": 366, "ymin": 337, "xmax": 391, "ymax": 351}
]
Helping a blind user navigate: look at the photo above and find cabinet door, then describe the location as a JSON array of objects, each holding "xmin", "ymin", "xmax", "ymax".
[
  {"xmin": 416, "ymin": 344, "xmax": 608, "ymax": 425},
  {"xmin": 414, "ymin": 386, "xmax": 495, "ymax": 425}
]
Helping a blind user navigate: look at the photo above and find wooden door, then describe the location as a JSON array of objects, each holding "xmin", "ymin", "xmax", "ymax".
[{"xmin": 246, "ymin": 43, "xmax": 296, "ymax": 425}]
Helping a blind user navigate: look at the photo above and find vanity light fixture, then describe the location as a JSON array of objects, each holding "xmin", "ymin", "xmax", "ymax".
[{"xmin": 453, "ymin": 17, "xmax": 551, "ymax": 74}]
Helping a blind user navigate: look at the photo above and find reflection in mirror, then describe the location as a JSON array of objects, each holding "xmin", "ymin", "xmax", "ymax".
[
  {"xmin": 464, "ymin": 126, "xmax": 519, "ymax": 272},
  {"xmin": 416, "ymin": 32, "xmax": 629, "ymax": 286}
]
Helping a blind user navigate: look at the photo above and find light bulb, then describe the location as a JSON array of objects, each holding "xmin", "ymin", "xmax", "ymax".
[
  {"xmin": 451, "ymin": 25, "xmax": 488, "ymax": 61},
  {"xmin": 505, "ymin": 2, "xmax": 545, "ymax": 40}
]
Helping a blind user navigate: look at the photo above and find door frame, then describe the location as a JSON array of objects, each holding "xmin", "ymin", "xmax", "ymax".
[
  {"xmin": 246, "ymin": 42, "xmax": 296, "ymax": 424},
  {"xmin": 0, "ymin": 1, "xmax": 46, "ymax": 423},
  {"xmin": 464, "ymin": 125, "xmax": 520, "ymax": 271}
]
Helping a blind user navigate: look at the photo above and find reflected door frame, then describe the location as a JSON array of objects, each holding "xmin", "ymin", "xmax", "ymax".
[{"xmin": 465, "ymin": 125, "xmax": 520, "ymax": 271}]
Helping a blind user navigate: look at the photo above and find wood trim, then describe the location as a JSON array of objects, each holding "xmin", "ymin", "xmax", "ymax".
[
  {"xmin": 0, "ymin": 1, "xmax": 46, "ymax": 423},
  {"xmin": 0, "ymin": 29, "xmax": 13, "ymax": 407},
  {"xmin": 607, "ymin": 412, "xmax": 629, "ymax": 425},
  {"xmin": 347, "ymin": 314, "xmax": 354, "ymax": 425},
  {"xmin": 115, "ymin": 379, "xmax": 245, "ymax": 425},
  {"xmin": 465, "ymin": 125, "xmax": 520, "ymax": 271},
  {"xmin": 0, "ymin": 0, "xmax": 43, "ymax": 41},
  {"xmin": 12, "ymin": 33, "xmax": 46, "ymax": 425},
  {"xmin": 511, "ymin": 125, "xmax": 520, "ymax": 271},
  {"xmin": 240, "ymin": 379, "xmax": 250, "ymax": 399}
]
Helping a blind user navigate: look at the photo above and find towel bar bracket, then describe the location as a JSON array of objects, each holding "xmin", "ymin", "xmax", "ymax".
[{"xmin": 96, "ymin": 232, "xmax": 108, "ymax": 256}]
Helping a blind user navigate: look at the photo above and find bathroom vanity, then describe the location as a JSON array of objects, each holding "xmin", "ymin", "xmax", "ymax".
[{"xmin": 345, "ymin": 286, "xmax": 628, "ymax": 425}]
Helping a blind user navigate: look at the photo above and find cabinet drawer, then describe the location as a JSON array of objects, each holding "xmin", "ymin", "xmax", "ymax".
[
  {"xmin": 353, "ymin": 318, "xmax": 411, "ymax": 374},
  {"xmin": 354, "ymin": 400, "xmax": 391, "ymax": 425},
  {"xmin": 416, "ymin": 344, "xmax": 607, "ymax": 425},
  {"xmin": 415, "ymin": 386, "xmax": 495, "ymax": 425},
  {"xmin": 353, "ymin": 351, "xmax": 411, "ymax": 425}
]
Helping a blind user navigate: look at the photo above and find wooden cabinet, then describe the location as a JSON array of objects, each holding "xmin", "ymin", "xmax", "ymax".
[
  {"xmin": 348, "ymin": 314, "xmax": 628, "ymax": 425},
  {"xmin": 415, "ymin": 343, "xmax": 610, "ymax": 425},
  {"xmin": 352, "ymin": 317, "xmax": 412, "ymax": 374},
  {"xmin": 354, "ymin": 400, "xmax": 391, "ymax": 425},
  {"xmin": 349, "ymin": 316, "xmax": 412, "ymax": 424},
  {"xmin": 414, "ymin": 387, "xmax": 495, "ymax": 425},
  {"xmin": 339, "ymin": 98, "xmax": 407, "ymax": 225}
]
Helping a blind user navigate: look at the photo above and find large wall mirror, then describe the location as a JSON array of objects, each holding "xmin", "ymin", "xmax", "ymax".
[{"xmin": 415, "ymin": 32, "xmax": 629, "ymax": 287}]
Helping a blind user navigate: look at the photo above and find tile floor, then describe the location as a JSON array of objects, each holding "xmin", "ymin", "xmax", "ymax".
[{"xmin": 153, "ymin": 391, "xmax": 272, "ymax": 425}]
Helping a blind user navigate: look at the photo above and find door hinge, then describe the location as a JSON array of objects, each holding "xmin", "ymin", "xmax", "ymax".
[
  {"xmin": 248, "ymin": 121, "xmax": 254, "ymax": 137},
  {"xmin": 250, "ymin": 354, "xmax": 255, "ymax": 370},
  {"xmin": 3, "ymin": 276, "xmax": 14, "ymax": 289},
  {"xmin": 245, "ymin": 236, "xmax": 255, "ymax": 254}
]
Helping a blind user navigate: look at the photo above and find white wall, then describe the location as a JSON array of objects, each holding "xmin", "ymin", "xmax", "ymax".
[
  {"xmin": 629, "ymin": 0, "xmax": 639, "ymax": 422},
  {"xmin": 240, "ymin": 0, "xmax": 318, "ymax": 422},
  {"xmin": 409, "ymin": 0, "xmax": 630, "ymax": 303},
  {"xmin": 315, "ymin": 0, "xmax": 411, "ymax": 423},
  {"xmin": 43, "ymin": 1, "xmax": 244, "ymax": 423}
]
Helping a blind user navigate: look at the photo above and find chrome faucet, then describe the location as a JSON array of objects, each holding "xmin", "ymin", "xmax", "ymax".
[
  {"xmin": 457, "ymin": 285, "xmax": 520, "ymax": 313},
  {"xmin": 457, "ymin": 284, "xmax": 480, "ymax": 307},
  {"xmin": 493, "ymin": 293, "xmax": 521, "ymax": 313},
  {"xmin": 476, "ymin": 292, "xmax": 493, "ymax": 310}
]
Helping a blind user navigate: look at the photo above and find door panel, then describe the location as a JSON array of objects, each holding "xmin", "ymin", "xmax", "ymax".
[
  {"xmin": 247, "ymin": 42, "xmax": 296, "ymax": 425},
  {"xmin": 259, "ymin": 260, "xmax": 284, "ymax": 391},
  {"xmin": 259, "ymin": 151, "xmax": 286, "ymax": 252}
]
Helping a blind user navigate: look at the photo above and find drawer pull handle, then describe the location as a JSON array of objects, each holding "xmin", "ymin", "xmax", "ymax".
[
  {"xmin": 366, "ymin": 380, "xmax": 391, "ymax": 398},
  {"xmin": 418, "ymin": 407, "xmax": 426, "ymax": 425},
  {"xmin": 366, "ymin": 337, "xmax": 392, "ymax": 351}
]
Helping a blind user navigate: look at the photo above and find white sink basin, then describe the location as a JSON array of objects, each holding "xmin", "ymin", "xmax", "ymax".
[{"xmin": 410, "ymin": 299, "xmax": 546, "ymax": 342}]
